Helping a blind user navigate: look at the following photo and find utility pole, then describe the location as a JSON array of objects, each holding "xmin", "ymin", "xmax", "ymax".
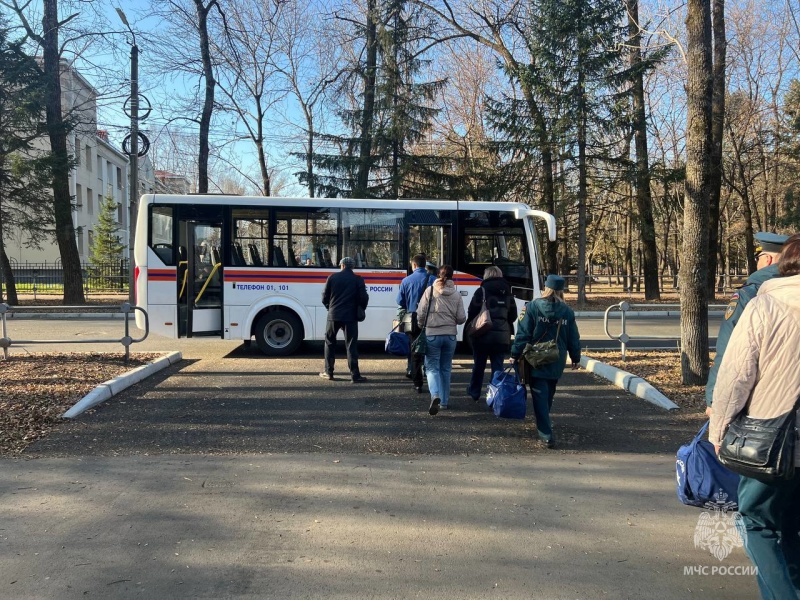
[{"xmin": 117, "ymin": 8, "xmax": 138, "ymax": 304}]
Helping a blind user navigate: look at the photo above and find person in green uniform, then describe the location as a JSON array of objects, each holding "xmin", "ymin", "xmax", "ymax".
[
  {"xmin": 704, "ymin": 232, "xmax": 788, "ymax": 415},
  {"xmin": 510, "ymin": 275, "xmax": 581, "ymax": 449}
]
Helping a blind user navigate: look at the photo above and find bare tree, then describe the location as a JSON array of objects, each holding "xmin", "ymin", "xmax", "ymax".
[
  {"xmin": 274, "ymin": 0, "xmax": 342, "ymax": 198},
  {"xmin": 212, "ymin": 0, "xmax": 289, "ymax": 196},
  {"xmin": 146, "ymin": 0, "xmax": 227, "ymax": 194},
  {"xmin": 626, "ymin": 0, "xmax": 661, "ymax": 300},
  {"xmin": 680, "ymin": 0, "xmax": 713, "ymax": 385}
]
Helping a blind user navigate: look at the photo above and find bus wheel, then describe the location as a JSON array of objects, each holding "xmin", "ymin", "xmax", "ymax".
[{"xmin": 254, "ymin": 310, "xmax": 303, "ymax": 356}]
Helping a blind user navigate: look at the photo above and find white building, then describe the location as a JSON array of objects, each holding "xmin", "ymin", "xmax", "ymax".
[{"xmin": 7, "ymin": 62, "xmax": 154, "ymax": 265}]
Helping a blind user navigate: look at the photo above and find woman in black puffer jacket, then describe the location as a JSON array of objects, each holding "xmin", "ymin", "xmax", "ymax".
[{"xmin": 465, "ymin": 266, "xmax": 518, "ymax": 401}]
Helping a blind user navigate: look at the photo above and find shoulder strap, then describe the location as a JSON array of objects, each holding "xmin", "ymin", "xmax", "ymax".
[
  {"xmin": 422, "ymin": 284, "xmax": 434, "ymax": 321},
  {"xmin": 416, "ymin": 274, "xmax": 432, "ymax": 307}
]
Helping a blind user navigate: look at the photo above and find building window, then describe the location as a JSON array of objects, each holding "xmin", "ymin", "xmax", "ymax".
[
  {"xmin": 97, "ymin": 156, "xmax": 103, "ymax": 180},
  {"xmin": 117, "ymin": 167, "xmax": 122, "ymax": 189},
  {"xmin": 88, "ymin": 230, "xmax": 94, "ymax": 251},
  {"xmin": 98, "ymin": 193, "xmax": 103, "ymax": 214},
  {"xmin": 75, "ymin": 184, "xmax": 82, "ymax": 210},
  {"xmin": 117, "ymin": 203, "xmax": 123, "ymax": 223},
  {"xmin": 74, "ymin": 139, "xmax": 81, "ymax": 166},
  {"xmin": 87, "ymin": 188, "xmax": 93, "ymax": 215},
  {"xmin": 77, "ymin": 228, "xmax": 84, "ymax": 254},
  {"xmin": 85, "ymin": 145, "xmax": 92, "ymax": 170}
]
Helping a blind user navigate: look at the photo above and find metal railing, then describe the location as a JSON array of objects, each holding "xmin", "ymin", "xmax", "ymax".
[
  {"xmin": 603, "ymin": 301, "xmax": 727, "ymax": 358},
  {"xmin": 0, "ymin": 303, "xmax": 149, "ymax": 362}
]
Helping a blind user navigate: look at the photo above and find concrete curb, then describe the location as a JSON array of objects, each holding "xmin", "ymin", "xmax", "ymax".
[
  {"xmin": 579, "ymin": 355, "xmax": 680, "ymax": 411},
  {"xmin": 62, "ymin": 351, "xmax": 182, "ymax": 419}
]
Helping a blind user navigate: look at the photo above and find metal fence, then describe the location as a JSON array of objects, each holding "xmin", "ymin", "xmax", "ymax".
[{"xmin": 0, "ymin": 260, "xmax": 129, "ymax": 295}]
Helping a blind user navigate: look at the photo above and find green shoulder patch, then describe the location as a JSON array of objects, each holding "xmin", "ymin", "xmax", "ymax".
[{"xmin": 518, "ymin": 308, "xmax": 526, "ymax": 322}]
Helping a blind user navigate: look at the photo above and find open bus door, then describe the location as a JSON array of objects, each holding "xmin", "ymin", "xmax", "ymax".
[{"xmin": 178, "ymin": 219, "xmax": 224, "ymax": 337}]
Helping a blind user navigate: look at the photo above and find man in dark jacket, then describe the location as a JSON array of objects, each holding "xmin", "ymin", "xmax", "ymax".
[
  {"xmin": 320, "ymin": 257, "xmax": 369, "ymax": 383},
  {"xmin": 705, "ymin": 232, "xmax": 788, "ymax": 411}
]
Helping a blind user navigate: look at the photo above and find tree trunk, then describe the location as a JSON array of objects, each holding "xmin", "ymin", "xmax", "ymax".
[
  {"xmin": 625, "ymin": 205, "xmax": 633, "ymax": 291},
  {"xmin": 43, "ymin": 0, "xmax": 84, "ymax": 304},
  {"xmin": 0, "ymin": 234, "xmax": 17, "ymax": 305},
  {"xmin": 355, "ymin": 0, "xmax": 378, "ymax": 198},
  {"xmin": 707, "ymin": 0, "xmax": 726, "ymax": 296},
  {"xmin": 575, "ymin": 22, "xmax": 587, "ymax": 306},
  {"xmin": 627, "ymin": 0, "xmax": 660, "ymax": 300},
  {"xmin": 681, "ymin": 0, "xmax": 712, "ymax": 385},
  {"xmin": 195, "ymin": 0, "xmax": 217, "ymax": 194}
]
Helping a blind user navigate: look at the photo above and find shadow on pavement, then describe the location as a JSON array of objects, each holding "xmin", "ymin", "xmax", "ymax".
[{"xmin": 27, "ymin": 348, "xmax": 703, "ymax": 458}]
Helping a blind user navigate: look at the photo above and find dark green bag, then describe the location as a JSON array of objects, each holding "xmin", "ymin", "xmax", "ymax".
[
  {"xmin": 523, "ymin": 339, "xmax": 559, "ymax": 368},
  {"xmin": 411, "ymin": 330, "xmax": 428, "ymax": 356}
]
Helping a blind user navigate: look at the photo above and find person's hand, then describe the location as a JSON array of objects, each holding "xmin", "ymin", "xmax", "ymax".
[
  {"xmin": 705, "ymin": 406, "xmax": 713, "ymax": 418},
  {"xmin": 714, "ymin": 444, "xmax": 721, "ymax": 456},
  {"xmin": 509, "ymin": 356, "xmax": 518, "ymax": 364}
]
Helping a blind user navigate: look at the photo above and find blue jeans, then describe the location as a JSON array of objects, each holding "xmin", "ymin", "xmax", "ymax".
[
  {"xmin": 424, "ymin": 335, "xmax": 457, "ymax": 406},
  {"xmin": 467, "ymin": 348, "xmax": 505, "ymax": 400},
  {"xmin": 528, "ymin": 377, "xmax": 558, "ymax": 441},
  {"xmin": 736, "ymin": 475, "xmax": 800, "ymax": 599}
]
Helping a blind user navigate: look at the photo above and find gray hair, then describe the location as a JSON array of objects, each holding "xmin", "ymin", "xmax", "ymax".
[{"xmin": 483, "ymin": 266, "xmax": 503, "ymax": 279}]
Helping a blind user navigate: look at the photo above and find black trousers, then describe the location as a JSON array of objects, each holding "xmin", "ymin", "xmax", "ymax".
[{"xmin": 324, "ymin": 320, "xmax": 360, "ymax": 379}]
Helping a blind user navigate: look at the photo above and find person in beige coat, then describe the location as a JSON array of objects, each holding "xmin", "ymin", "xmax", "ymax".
[
  {"xmin": 416, "ymin": 264, "xmax": 466, "ymax": 415},
  {"xmin": 710, "ymin": 233, "xmax": 800, "ymax": 600}
]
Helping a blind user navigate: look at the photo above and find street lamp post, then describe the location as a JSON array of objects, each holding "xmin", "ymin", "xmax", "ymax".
[{"xmin": 116, "ymin": 8, "xmax": 138, "ymax": 304}]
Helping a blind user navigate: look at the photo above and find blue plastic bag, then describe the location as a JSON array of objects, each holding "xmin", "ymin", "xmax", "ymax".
[
  {"xmin": 385, "ymin": 325, "xmax": 410, "ymax": 357},
  {"xmin": 676, "ymin": 421, "xmax": 739, "ymax": 509},
  {"xmin": 486, "ymin": 366, "xmax": 527, "ymax": 420}
]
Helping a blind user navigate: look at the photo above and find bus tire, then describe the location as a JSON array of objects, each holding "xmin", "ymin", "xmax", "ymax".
[{"xmin": 254, "ymin": 310, "xmax": 303, "ymax": 356}]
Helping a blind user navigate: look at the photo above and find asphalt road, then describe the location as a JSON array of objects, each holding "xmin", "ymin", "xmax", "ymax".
[{"xmin": 0, "ymin": 316, "xmax": 757, "ymax": 599}]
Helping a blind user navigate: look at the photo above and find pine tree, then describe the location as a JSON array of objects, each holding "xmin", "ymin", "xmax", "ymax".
[
  {"xmin": 0, "ymin": 20, "xmax": 54, "ymax": 304},
  {"xmin": 300, "ymin": 0, "xmax": 457, "ymax": 198},
  {"xmin": 488, "ymin": 0, "xmax": 630, "ymax": 304},
  {"xmin": 89, "ymin": 196, "xmax": 125, "ymax": 267}
]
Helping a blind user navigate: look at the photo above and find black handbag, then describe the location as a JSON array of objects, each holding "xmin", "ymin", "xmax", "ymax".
[
  {"xmin": 411, "ymin": 286, "xmax": 434, "ymax": 357},
  {"xmin": 717, "ymin": 400, "xmax": 799, "ymax": 483}
]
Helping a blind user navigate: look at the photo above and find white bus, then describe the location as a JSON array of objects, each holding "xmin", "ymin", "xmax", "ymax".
[{"xmin": 134, "ymin": 195, "xmax": 556, "ymax": 355}]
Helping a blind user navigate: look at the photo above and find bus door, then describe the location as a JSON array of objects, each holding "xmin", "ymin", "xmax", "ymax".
[{"xmin": 178, "ymin": 219, "xmax": 224, "ymax": 337}]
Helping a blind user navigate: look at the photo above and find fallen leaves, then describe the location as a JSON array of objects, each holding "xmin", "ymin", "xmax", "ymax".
[{"xmin": 0, "ymin": 352, "xmax": 162, "ymax": 456}]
